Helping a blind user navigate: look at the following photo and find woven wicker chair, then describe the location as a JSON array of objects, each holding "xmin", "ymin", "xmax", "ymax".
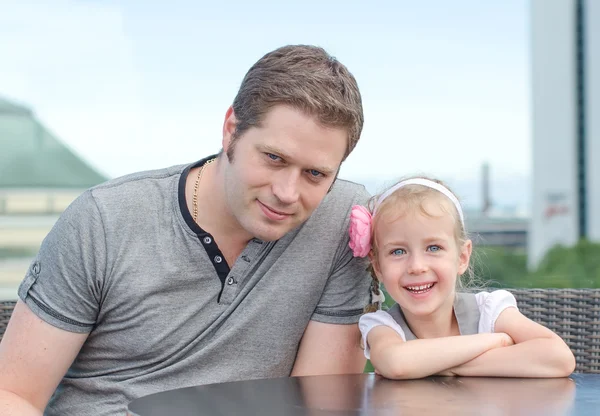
[
  {"xmin": 510, "ymin": 289, "xmax": 600, "ymax": 374},
  {"xmin": 0, "ymin": 301, "xmax": 15, "ymax": 343},
  {"xmin": 0, "ymin": 289, "xmax": 599, "ymax": 373}
]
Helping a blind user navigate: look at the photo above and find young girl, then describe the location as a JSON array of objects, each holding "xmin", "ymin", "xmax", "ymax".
[{"xmin": 349, "ymin": 177, "xmax": 576, "ymax": 379}]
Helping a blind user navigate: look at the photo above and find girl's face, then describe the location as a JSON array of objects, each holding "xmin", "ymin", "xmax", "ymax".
[{"xmin": 370, "ymin": 200, "xmax": 472, "ymax": 318}]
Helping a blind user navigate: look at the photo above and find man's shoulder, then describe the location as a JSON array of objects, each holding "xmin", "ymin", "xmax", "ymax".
[
  {"xmin": 53, "ymin": 163, "xmax": 189, "ymax": 233},
  {"xmin": 325, "ymin": 178, "xmax": 371, "ymax": 207},
  {"xmin": 90, "ymin": 163, "xmax": 188, "ymax": 197},
  {"xmin": 67, "ymin": 163, "xmax": 190, "ymax": 225},
  {"xmin": 302, "ymin": 178, "xmax": 370, "ymax": 233}
]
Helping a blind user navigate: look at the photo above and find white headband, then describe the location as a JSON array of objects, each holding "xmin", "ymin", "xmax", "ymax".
[{"xmin": 374, "ymin": 178, "xmax": 465, "ymax": 226}]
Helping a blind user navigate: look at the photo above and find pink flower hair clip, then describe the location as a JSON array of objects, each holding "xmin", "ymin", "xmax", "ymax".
[{"xmin": 348, "ymin": 205, "xmax": 372, "ymax": 257}]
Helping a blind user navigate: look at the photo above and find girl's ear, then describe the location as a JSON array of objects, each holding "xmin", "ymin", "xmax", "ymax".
[
  {"xmin": 368, "ymin": 250, "xmax": 382, "ymax": 280},
  {"xmin": 458, "ymin": 239, "xmax": 473, "ymax": 275}
]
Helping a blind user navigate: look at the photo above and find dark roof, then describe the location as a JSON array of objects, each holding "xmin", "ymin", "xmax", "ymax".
[{"xmin": 0, "ymin": 96, "xmax": 108, "ymax": 188}]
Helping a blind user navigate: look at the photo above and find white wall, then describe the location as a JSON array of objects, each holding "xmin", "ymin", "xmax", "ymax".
[
  {"xmin": 586, "ymin": 0, "xmax": 600, "ymax": 241},
  {"xmin": 529, "ymin": 0, "xmax": 579, "ymax": 268}
]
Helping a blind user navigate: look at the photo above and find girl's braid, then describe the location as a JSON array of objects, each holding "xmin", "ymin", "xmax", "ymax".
[{"xmin": 364, "ymin": 264, "xmax": 382, "ymax": 313}]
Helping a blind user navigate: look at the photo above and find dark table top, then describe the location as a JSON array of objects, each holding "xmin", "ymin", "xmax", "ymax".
[{"xmin": 128, "ymin": 373, "xmax": 599, "ymax": 415}]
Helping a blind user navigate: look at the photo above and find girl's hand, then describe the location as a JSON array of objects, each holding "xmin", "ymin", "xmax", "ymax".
[{"xmin": 496, "ymin": 332, "xmax": 515, "ymax": 347}]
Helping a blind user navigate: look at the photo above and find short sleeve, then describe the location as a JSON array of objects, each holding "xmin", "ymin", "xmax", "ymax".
[
  {"xmin": 358, "ymin": 310, "xmax": 406, "ymax": 359},
  {"xmin": 310, "ymin": 186, "xmax": 372, "ymax": 325},
  {"xmin": 476, "ymin": 290, "xmax": 519, "ymax": 334},
  {"xmin": 18, "ymin": 190, "xmax": 106, "ymax": 333}
]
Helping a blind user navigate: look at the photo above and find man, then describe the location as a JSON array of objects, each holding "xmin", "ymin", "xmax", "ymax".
[{"xmin": 0, "ymin": 44, "xmax": 371, "ymax": 415}]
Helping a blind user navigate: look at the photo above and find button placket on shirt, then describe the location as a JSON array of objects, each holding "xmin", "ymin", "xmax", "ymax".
[
  {"xmin": 197, "ymin": 233, "xmax": 231, "ymax": 299},
  {"xmin": 219, "ymin": 238, "xmax": 266, "ymax": 304}
]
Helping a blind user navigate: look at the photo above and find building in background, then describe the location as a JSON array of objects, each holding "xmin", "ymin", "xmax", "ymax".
[
  {"xmin": 467, "ymin": 214, "xmax": 528, "ymax": 250},
  {"xmin": 529, "ymin": 0, "xmax": 600, "ymax": 268},
  {"xmin": 466, "ymin": 163, "xmax": 528, "ymax": 250},
  {"xmin": 0, "ymin": 96, "xmax": 107, "ymax": 298}
]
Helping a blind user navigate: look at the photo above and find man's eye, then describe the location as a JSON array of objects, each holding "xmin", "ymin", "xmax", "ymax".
[
  {"xmin": 308, "ymin": 169, "xmax": 323, "ymax": 177},
  {"xmin": 266, "ymin": 153, "xmax": 280, "ymax": 161}
]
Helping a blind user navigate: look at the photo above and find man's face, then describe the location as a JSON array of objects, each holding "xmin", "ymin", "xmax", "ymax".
[{"xmin": 221, "ymin": 105, "xmax": 347, "ymax": 241}]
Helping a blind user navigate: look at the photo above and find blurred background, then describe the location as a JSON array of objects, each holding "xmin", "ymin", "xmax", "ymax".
[{"xmin": 1, "ymin": 0, "xmax": 598, "ymax": 301}]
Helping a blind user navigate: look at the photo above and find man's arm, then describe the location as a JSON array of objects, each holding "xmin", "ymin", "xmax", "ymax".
[
  {"xmin": 291, "ymin": 321, "xmax": 365, "ymax": 376},
  {"xmin": 0, "ymin": 301, "xmax": 88, "ymax": 415},
  {"xmin": 448, "ymin": 307, "xmax": 576, "ymax": 377}
]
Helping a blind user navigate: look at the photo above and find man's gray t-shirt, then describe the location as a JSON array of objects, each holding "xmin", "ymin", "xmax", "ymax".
[{"xmin": 18, "ymin": 160, "xmax": 371, "ymax": 415}]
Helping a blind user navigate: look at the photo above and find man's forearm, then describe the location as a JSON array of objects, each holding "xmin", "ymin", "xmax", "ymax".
[
  {"xmin": 449, "ymin": 339, "xmax": 575, "ymax": 378},
  {"xmin": 0, "ymin": 390, "xmax": 42, "ymax": 416}
]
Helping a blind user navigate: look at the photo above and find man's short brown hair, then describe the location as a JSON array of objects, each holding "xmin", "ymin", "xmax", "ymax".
[{"xmin": 228, "ymin": 44, "xmax": 363, "ymax": 161}]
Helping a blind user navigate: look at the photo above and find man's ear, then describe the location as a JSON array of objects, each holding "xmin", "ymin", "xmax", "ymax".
[
  {"xmin": 458, "ymin": 239, "xmax": 473, "ymax": 275},
  {"xmin": 222, "ymin": 106, "xmax": 236, "ymax": 152}
]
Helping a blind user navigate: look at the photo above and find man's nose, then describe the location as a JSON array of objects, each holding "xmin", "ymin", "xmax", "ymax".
[{"xmin": 272, "ymin": 170, "xmax": 300, "ymax": 205}]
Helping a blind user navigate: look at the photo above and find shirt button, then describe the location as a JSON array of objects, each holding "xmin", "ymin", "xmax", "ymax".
[
  {"xmin": 227, "ymin": 277, "xmax": 236, "ymax": 285},
  {"xmin": 214, "ymin": 255, "xmax": 223, "ymax": 264},
  {"xmin": 203, "ymin": 236, "xmax": 212, "ymax": 244}
]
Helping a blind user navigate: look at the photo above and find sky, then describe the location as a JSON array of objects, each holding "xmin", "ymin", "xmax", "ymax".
[{"xmin": 0, "ymin": 0, "xmax": 531, "ymax": 211}]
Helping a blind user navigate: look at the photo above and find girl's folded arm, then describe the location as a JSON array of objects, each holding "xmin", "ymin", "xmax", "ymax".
[
  {"xmin": 367, "ymin": 325, "xmax": 510, "ymax": 380},
  {"xmin": 449, "ymin": 307, "xmax": 576, "ymax": 378}
]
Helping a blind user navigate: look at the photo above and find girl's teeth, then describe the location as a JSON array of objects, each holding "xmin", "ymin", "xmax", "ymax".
[{"xmin": 406, "ymin": 283, "xmax": 434, "ymax": 292}]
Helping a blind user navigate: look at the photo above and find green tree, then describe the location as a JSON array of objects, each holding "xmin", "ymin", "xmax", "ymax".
[
  {"xmin": 531, "ymin": 240, "xmax": 600, "ymax": 288},
  {"xmin": 471, "ymin": 247, "xmax": 529, "ymax": 288}
]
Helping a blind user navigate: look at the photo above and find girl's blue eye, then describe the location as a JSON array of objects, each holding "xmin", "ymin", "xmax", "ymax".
[
  {"xmin": 391, "ymin": 248, "xmax": 406, "ymax": 256},
  {"xmin": 428, "ymin": 245, "xmax": 441, "ymax": 252}
]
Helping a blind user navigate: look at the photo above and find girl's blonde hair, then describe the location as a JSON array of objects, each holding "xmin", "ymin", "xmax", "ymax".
[{"xmin": 363, "ymin": 175, "xmax": 476, "ymax": 313}]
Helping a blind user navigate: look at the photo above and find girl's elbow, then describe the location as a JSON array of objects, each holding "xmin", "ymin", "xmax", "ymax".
[
  {"xmin": 549, "ymin": 348, "xmax": 576, "ymax": 377},
  {"xmin": 374, "ymin": 362, "xmax": 409, "ymax": 380},
  {"xmin": 380, "ymin": 369, "xmax": 416, "ymax": 380},
  {"xmin": 372, "ymin": 358, "xmax": 414, "ymax": 380},
  {"xmin": 383, "ymin": 364, "xmax": 429, "ymax": 380},
  {"xmin": 561, "ymin": 351, "xmax": 577, "ymax": 376},
  {"xmin": 557, "ymin": 341, "xmax": 576, "ymax": 376},
  {"xmin": 547, "ymin": 337, "xmax": 576, "ymax": 377}
]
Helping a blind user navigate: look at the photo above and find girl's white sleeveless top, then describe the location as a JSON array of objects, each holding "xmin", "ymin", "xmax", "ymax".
[{"xmin": 359, "ymin": 290, "xmax": 518, "ymax": 359}]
